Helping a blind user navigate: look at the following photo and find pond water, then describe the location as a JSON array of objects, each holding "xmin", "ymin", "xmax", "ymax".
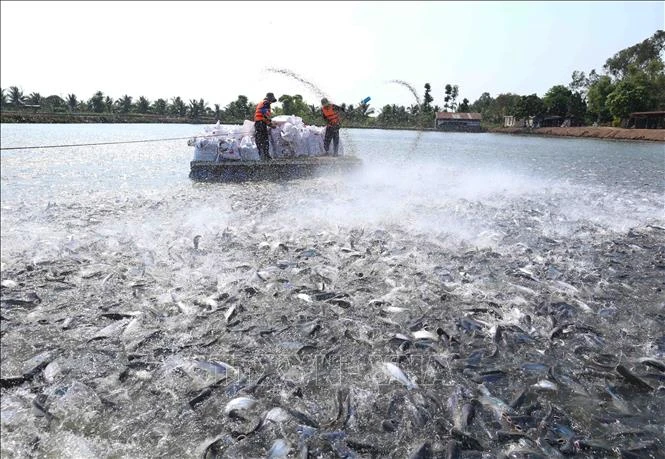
[{"xmin": 1, "ymin": 123, "xmax": 664, "ymax": 458}]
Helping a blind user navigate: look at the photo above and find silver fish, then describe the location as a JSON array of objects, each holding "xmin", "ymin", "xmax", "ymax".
[
  {"xmin": 412, "ymin": 330, "xmax": 439, "ymax": 341},
  {"xmin": 381, "ymin": 362, "xmax": 418, "ymax": 390},
  {"xmin": 605, "ymin": 384, "xmax": 632, "ymax": 415},
  {"xmin": 224, "ymin": 304, "xmax": 237, "ymax": 324},
  {"xmin": 264, "ymin": 407, "xmax": 291, "ymax": 424},
  {"xmin": 267, "ymin": 439, "xmax": 291, "ymax": 459},
  {"xmin": 532, "ymin": 379, "xmax": 558, "ymax": 392},
  {"xmin": 453, "ymin": 402, "xmax": 475, "ymax": 431},
  {"xmin": 478, "ymin": 384, "xmax": 513, "ymax": 420},
  {"xmin": 223, "ymin": 396, "xmax": 257, "ymax": 416},
  {"xmin": 296, "ymin": 293, "xmax": 313, "ymax": 303},
  {"xmin": 1, "ymin": 279, "xmax": 17, "ymax": 288}
]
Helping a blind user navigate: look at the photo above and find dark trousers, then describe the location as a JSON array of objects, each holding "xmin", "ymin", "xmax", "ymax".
[
  {"xmin": 255, "ymin": 121, "xmax": 270, "ymax": 159},
  {"xmin": 324, "ymin": 125, "xmax": 340, "ymax": 155}
]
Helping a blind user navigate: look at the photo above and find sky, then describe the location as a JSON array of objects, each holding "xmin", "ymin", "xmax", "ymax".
[{"xmin": 1, "ymin": 1, "xmax": 663, "ymax": 111}]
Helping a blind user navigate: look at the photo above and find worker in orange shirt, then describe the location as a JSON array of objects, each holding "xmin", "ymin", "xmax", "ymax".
[
  {"xmin": 320, "ymin": 98, "xmax": 345, "ymax": 156},
  {"xmin": 254, "ymin": 92, "xmax": 277, "ymax": 160}
]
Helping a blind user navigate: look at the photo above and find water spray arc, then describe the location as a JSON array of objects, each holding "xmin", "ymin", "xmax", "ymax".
[
  {"xmin": 265, "ymin": 68, "xmax": 329, "ymax": 101},
  {"xmin": 265, "ymin": 67, "xmax": 357, "ymax": 156},
  {"xmin": 387, "ymin": 80, "xmax": 424, "ymax": 154},
  {"xmin": 388, "ymin": 80, "xmax": 421, "ymax": 106}
]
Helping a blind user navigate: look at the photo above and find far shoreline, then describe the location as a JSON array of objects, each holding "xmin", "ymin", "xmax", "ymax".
[
  {"xmin": 488, "ymin": 126, "xmax": 665, "ymax": 143},
  {"xmin": 2, "ymin": 111, "xmax": 663, "ymax": 143}
]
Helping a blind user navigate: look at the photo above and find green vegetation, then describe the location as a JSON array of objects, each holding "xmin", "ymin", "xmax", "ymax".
[
  {"xmin": 1, "ymin": 31, "xmax": 662, "ymax": 129},
  {"xmin": 470, "ymin": 30, "xmax": 664, "ymax": 127}
]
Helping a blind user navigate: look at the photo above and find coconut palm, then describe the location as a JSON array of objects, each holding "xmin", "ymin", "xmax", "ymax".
[
  {"xmin": 117, "ymin": 95, "xmax": 133, "ymax": 113},
  {"xmin": 67, "ymin": 94, "xmax": 78, "ymax": 112},
  {"xmin": 89, "ymin": 91, "xmax": 105, "ymax": 113},
  {"xmin": 9, "ymin": 86, "xmax": 25, "ymax": 108},
  {"xmin": 0, "ymin": 88, "xmax": 7, "ymax": 108},
  {"xmin": 171, "ymin": 97, "xmax": 186, "ymax": 117},
  {"xmin": 136, "ymin": 96, "xmax": 150, "ymax": 114},
  {"xmin": 27, "ymin": 92, "xmax": 42, "ymax": 106},
  {"xmin": 104, "ymin": 96, "xmax": 114, "ymax": 113},
  {"xmin": 278, "ymin": 94, "xmax": 294, "ymax": 115},
  {"xmin": 224, "ymin": 95, "xmax": 251, "ymax": 121},
  {"xmin": 398, "ymin": 105, "xmax": 409, "ymax": 122},
  {"xmin": 153, "ymin": 98, "xmax": 167, "ymax": 115},
  {"xmin": 357, "ymin": 101, "xmax": 373, "ymax": 117},
  {"xmin": 198, "ymin": 99, "xmax": 210, "ymax": 116},
  {"xmin": 188, "ymin": 99, "xmax": 200, "ymax": 119}
]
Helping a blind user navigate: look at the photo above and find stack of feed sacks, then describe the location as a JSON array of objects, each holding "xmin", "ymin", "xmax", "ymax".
[{"xmin": 191, "ymin": 117, "xmax": 342, "ymax": 161}]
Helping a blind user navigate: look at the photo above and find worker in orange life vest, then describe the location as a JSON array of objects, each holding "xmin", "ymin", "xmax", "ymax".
[
  {"xmin": 320, "ymin": 98, "xmax": 345, "ymax": 156},
  {"xmin": 254, "ymin": 92, "xmax": 277, "ymax": 160}
]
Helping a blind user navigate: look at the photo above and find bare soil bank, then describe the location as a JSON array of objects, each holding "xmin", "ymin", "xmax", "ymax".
[{"xmin": 492, "ymin": 126, "xmax": 665, "ymax": 142}]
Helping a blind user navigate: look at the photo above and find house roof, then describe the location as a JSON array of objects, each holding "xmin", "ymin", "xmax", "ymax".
[{"xmin": 436, "ymin": 112, "xmax": 481, "ymax": 120}]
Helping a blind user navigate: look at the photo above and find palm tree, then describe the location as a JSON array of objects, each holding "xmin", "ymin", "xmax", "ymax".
[
  {"xmin": 171, "ymin": 96, "xmax": 186, "ymax": 117},
  {"xmin": 104, "ymin": 96, "xmax": 114, "ymax": 113},
  {"xmin": 1, "ymin": 88, "xmax": 7, "ymax": 108},
  {"xmin": 67, "ymin": 94, "xmax": 78, "ymax": 112},
  {"xmin": 117, "ymin": 95, "xmax": 133, "ymax": 113},
  {"xmin": 89, "ymin": 91, "xmax": 105, "ymax": 113},
  {"xmin": 377, "ymin": 104, "xmax": 393, "ymax": 126},
  {"xmin": 224, "ymin": 95, "xmax": 251, "ymax": 121},
  {"xmin": 153, "ymin": 98, "xmax": 167, "ymax": 115},
  {"xmin": 198, "ymin": 98, "xmax": 210, "ymax": 116},
  {"xmin": 27, "ymin": 92, "xmax": 42, "ymax": 106},
  {"xmin": 357, "ymin": 101, "xmax": 373, "ymax": 117},
  {"xmin": 136, "ymin": 96, "xmax": 150, "ymax": 114},
  {"xmin": 397, "ymin": 105, "xmax": 408, "ymax": 124},
  {"xmin": 188, "ymin": 99, "xmax": 200, "ymax": 119},
  {"xmin": 9, "ymin": 86, "xmax": 25, "ymax": 108},
  {"xmin": 278, "ymin": 94, "xmax": 294, "ymax": 115}
]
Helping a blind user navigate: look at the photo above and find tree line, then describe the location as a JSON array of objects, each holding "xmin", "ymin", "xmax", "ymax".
[
  {"xmin": 471, "ymin": 30, "xmax": 664, "ymax": 127},
  {"xmin": 1, "ymin": 31, "xmax": 662, "ymax": 128}
]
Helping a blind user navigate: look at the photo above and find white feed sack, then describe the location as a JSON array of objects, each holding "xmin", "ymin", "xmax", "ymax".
[{"xmin": 192, "ymin": 116, "xmax": 340, "ymax": 161}]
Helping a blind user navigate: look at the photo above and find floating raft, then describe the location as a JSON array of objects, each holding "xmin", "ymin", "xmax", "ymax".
[{"xmin": 189, "ymin": 155, "xmax": 363, "ymax": 182}]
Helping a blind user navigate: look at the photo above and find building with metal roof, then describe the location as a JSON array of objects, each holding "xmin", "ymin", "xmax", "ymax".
[{"xmin": 435, "ymin": 112, "xmax": 482, "ymax": 131}]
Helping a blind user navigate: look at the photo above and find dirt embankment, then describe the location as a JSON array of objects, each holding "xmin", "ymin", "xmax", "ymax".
[{"xmin": 492, "ymin": 126, "xmax": 665, "ymax": 142}]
